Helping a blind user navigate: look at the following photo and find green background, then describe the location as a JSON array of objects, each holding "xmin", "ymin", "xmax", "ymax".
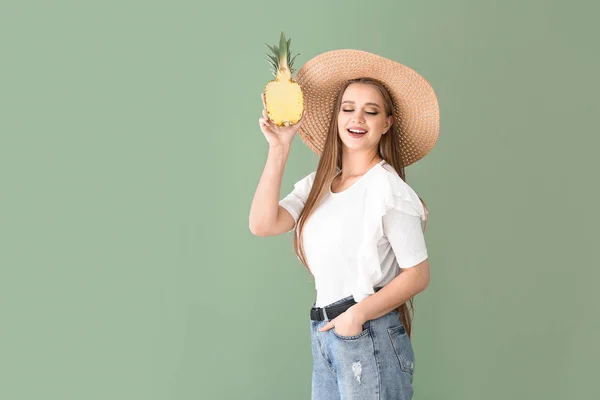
[{"xmin": 1, "ymin": 1, "xmax": 598, "ymax": 399}]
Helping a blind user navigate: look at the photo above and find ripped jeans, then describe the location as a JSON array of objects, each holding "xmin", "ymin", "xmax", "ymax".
[{"xmin": 309, "ymin": 295, "xmax": 416, "ymax": 400}]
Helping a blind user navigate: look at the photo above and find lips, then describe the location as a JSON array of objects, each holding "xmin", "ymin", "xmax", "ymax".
[
  {"xmin": 347, "ymin": 127, "xmax": 367, "ymax": 138},
  {"xmin": 347, "ymin": 127, "xmax": 368, "ymax": 134}
]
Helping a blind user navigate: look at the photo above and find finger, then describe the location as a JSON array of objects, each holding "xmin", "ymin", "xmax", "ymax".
[
  {"xmin": 319, "ymin": 321, "xmax": 332, "ymax": 332},
  {"xmin": 292, "ymin": 117, "xmax": 305, "ymax": 131},
  {"xmin": 265, "ymin": 114, "xmax": 276, "ymax": 127},
  {"xmin": 262, "ymin": 108, "xmax": 275, "ymax": 126},
  {"xmin": 295, "ymin": 109, "xmax": 307, "ymax": 125}
]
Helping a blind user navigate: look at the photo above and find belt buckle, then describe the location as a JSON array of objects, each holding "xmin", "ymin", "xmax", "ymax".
[{"xmin": 322, "ymin": 306, "xmax": 329, "ymax": 321}]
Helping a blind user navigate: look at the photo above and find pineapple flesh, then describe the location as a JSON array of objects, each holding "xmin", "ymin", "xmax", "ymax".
[{"xmin": 264, "ymin": 32, "xmax": 304, "ymax": 127}]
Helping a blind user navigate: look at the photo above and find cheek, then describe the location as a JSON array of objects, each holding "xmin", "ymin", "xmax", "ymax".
[{"xmin": 373, "ymin": 118, "xmax": 387, "ymax": 130}]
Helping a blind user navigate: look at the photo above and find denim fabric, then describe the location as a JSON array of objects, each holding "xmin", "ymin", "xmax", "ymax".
[{"xmin": 309, "ymin": 295, "xmax": 415, "ymax": 400}]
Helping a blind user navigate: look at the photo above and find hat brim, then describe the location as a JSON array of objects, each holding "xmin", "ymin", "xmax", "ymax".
[{"xmin": 295, "ymin": 49, "xmax": 440, "ymax": 167}]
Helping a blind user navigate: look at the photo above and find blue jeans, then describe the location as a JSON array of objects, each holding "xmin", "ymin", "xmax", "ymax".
[{"xmin": 309, "ymin": 295, "xmax": 415, "ymax": 399}]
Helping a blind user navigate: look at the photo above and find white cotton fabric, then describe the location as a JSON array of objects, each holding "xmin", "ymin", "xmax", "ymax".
[{"xmin": 279, "ymin": 159, "xmax": 428, "ymax": 307}]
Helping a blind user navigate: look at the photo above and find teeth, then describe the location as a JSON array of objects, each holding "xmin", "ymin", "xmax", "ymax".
[{"xmin": 349, "ymin": 129, "xmax": 366, "ymax": 134}]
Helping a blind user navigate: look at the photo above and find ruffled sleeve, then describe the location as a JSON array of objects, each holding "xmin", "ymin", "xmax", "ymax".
[
  {"xmin": 278, "ymin": 171, "xmax": 316, "ymax": 232},
  {"xmin": 352, "ymin": 163, "xmax": 428, "ymax": 302}
]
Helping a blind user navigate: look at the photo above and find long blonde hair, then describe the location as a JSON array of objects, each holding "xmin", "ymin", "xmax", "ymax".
[{"xmin": 294, "ymin": 77, "xmax": 428, "ymax": 338}]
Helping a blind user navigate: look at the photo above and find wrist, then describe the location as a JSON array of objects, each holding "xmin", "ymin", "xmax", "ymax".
[
  {"xmin": 269, "ymin": 142, "xmax": 291, "ymax": 154},
  {"xmin": 348, "ymin": 304, "xmax": 368, "ymax": 325}
]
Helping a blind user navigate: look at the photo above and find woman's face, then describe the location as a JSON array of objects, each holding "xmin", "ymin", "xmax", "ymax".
[{"xmin": 337, "ymin": 83, "xmax": 393, "ymax": 154}]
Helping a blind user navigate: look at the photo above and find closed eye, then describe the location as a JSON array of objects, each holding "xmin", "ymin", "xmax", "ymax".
[{"xmin": 342, "ymin": 109, "xmax": 378, "ymax": 115}]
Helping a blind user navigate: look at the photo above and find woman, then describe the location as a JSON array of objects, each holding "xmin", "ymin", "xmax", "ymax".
[{"xmin": 249, "ymin": 49, "xmax": 440, "ymax": 400}]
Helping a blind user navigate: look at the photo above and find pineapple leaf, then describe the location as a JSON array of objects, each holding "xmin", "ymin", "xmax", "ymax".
[
  {"xmin": 266, "ymin": 53, "xmax": 279, "ymax": 66},
  {"xmin": 265, "ymin": 43, "xmax": 278, "ymax": 56},
  {"xmin": 265, "ymin": 57, "xmax": 278, "ymax": 70},
  {"xmin": 266, "ymin": 63, "xmax": 277, "ymax": 74},
  {"xmin": 279, "ymin": 32, "xmax": 287, "ymax": 54},
  {"xmin": 289, "ymin": 54, "xmax": 299, "ymax": 69},
  {"xmin": 266, "ymin": 32, "xmax": 296, "ymax": 72},
  {"xmin": 266, "ymin": 60, "xmax": 276, "ymax": 70}
]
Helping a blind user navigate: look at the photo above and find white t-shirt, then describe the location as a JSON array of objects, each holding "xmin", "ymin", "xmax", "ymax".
[{"xmin": 279, "ymin": 159, "xmax": 429, "ymax": 307}]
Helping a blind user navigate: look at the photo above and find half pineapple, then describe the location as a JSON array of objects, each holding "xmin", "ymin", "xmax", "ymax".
[{"xmin": 264, "ymin": 32, "xmax": 304, "ymax": 126}]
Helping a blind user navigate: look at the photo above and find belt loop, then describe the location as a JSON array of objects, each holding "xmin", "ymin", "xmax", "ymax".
[{"xmin": 322, "ymin": 306, "xmax": 328, "ymax": 321}]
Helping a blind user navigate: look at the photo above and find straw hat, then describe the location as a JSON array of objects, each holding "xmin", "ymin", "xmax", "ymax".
[{"xmin": 294, "ymin": 49, "xmax": 440, "ymax": 167}]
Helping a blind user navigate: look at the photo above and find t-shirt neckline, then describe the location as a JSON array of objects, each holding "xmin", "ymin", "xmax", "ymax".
[{"xmin": 329, "ymin": 159, "xmax": 386, "ymax": 196}]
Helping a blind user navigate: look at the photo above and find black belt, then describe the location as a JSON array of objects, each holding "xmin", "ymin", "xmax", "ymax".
[{"xmin": 310, "ymin": 287, "xmax": 383, "ymax": 321}]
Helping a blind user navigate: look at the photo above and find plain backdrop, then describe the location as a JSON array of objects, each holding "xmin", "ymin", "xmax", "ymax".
[{"xmin": 1, "ymin": 1, "xmax": 598, "ymax": 399}]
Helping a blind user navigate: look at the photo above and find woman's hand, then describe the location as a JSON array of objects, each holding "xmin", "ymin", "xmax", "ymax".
[
  {"xmin": 258, "ymin": 93, "xmax": 305, "ymax": 148},
  {"xmin": 318, "ymin": 305, "xmax": 367, "ymax": 337}
]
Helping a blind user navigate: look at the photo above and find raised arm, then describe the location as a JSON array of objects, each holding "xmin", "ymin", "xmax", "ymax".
[
  {"xmin": 249, "ymin": 94, "xmax": 305, "ymax": 237},
  {"xmin": 249, "ymin": 144, "xmax": 297, "ymax": 236}
]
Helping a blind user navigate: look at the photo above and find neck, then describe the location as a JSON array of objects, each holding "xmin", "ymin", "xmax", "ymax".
[{"xmin": 338, "ymin": 150, "xmax": 383, "ymax": 177}]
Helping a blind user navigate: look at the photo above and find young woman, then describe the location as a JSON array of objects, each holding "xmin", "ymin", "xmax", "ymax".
[{"xmin": 249, "ymin": 49, "xmax": 439, "ymax": 400}]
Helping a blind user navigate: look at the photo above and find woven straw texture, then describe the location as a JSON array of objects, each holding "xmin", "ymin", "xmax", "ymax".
[{"xmin": 295, "ymin": 49, "xmax": 440, "ymax": 167}]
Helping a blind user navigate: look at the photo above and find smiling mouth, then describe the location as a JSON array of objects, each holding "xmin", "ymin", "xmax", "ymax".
[{"xmin": 347, "ymin": 128, "xmax": 367, "ymax": 138}]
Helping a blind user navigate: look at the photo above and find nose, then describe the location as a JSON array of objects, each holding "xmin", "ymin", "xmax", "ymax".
[{"xmin": 351, "ymin": 113, "xmax": 365, "ymax": 124}]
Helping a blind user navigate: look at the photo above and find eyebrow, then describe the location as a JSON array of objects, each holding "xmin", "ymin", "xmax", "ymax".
[{"xmin": 341, "ymin": 101, "xmax": 381, "ymax": 108}]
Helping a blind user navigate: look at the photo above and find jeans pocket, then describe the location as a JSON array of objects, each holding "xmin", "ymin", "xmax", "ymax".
[
  {"xmin": 387, "ymin": 324, "xmax": 415, "ymax": 375},
  {"xmin": 332, "ymin": 320, "xmax": 371, "ymax": 340}
]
